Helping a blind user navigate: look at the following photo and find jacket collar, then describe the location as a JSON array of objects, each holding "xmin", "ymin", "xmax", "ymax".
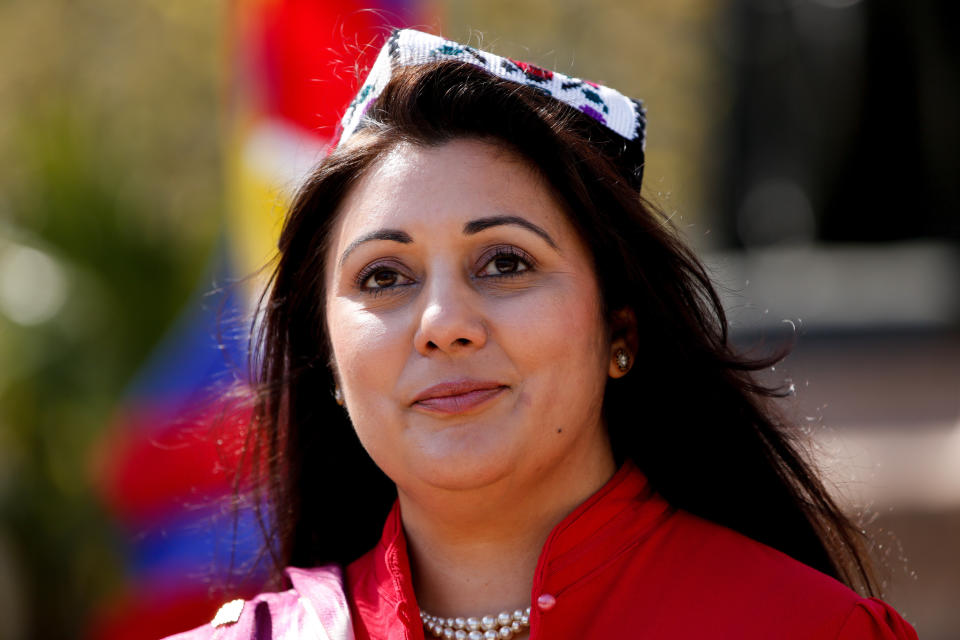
[
  {"xmin": 347, "ymin": 462, "xmax": 669, "ymax": 639},
  {"xmin": 530, "ymin": 462, "xmax": 669, "ymax": 598}
]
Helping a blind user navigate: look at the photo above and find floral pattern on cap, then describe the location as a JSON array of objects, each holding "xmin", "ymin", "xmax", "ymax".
[{"xmin": 337, "ymin": 29, "xmax": 646, "ymax": 151}]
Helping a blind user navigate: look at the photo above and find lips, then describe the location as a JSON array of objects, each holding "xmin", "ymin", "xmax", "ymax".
[{"xmin": 411, "ymin": 380, "xmax": 508, "ymax": 415}]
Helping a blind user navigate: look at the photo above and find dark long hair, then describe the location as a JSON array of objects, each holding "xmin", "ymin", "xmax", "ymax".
[{"xmin": 245, "ymin": 60, "xmax": 878, "ymax": 595}]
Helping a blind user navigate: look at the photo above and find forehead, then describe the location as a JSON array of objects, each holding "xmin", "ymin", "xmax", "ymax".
[{"xmin": 327, "ymin": 138, "xmax": 576, "ymax": 253}]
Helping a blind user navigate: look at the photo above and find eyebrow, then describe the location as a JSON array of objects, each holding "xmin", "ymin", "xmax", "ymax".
[
  {"xmin": 338, "ymin": 229, "xmax": 413, "ymax": 267},
  {"xmin": 463, "ymin": 215, "xmax": 558, "ymax": 249},
  {"xmin": 337, "ymin": 215, "xmax": 558, "ymax": 267}
]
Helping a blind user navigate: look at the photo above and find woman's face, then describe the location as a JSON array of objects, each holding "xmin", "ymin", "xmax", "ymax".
[{"xmin": 324, "ymin": 138, "xmax": 618, "ymax": 495}]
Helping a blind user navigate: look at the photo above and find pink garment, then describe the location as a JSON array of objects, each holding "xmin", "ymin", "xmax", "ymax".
[{"xmin": 164, "ymin": 565, "xmax": 353, "ymax": 640}]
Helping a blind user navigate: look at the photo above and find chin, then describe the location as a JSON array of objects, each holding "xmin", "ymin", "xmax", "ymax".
[{"xmin": 404, "ymin": 428, "xmax": 519, "ymax": 491}]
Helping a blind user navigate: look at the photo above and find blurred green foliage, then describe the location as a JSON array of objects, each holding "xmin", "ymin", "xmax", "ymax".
[{"xmin": 0, "ymin": 1, "xmax": 224, "ymax": 637}]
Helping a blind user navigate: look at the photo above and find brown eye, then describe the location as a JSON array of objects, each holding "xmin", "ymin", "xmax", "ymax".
[
  {"xmin": 478, "ymin": 251, "xmax": 531, "ymax": 277},
  {"xmin": 360, "ymin": 267, "xmax": 412, "ymax": 291},
  {"xmin": 373, "ymin": 270, "xmax": 398, "ymax": 286}
]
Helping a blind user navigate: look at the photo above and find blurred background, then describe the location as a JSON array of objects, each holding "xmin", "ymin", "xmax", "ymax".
[{"xmin": 0, "ymin": 0, "xmax": 956, "ymax": 638}]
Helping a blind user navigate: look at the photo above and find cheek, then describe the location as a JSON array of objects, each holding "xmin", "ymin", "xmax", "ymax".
[
  {"xmin": 326, "ymin": 300, "xmax": 414, "ymax": 476},
  {"xmin": 326, "ymin": 299, "xmax": 409, "ymax": 397},
  {"xmin": 497, "ymin": 275, "xmax": 608, "ymax": 383}
]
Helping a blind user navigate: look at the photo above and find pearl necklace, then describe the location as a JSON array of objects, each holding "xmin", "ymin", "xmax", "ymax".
[{"xmin": 420, "ymin": 607, "xmax": 531, "ymax": 640}]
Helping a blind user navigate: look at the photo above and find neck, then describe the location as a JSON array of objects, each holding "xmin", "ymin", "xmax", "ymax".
[{"xmin": 398, "ymin": 450, "xmax": 616, "ymax": 618}]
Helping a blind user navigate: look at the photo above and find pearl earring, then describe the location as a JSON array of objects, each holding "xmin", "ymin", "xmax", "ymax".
[
  {"xmin": 333, "ymin": 384, "xmax": 344, "ymax": 406},
  {"xmin": 615, "ymin": 348, "xmax": 630, "ymax": 373}
]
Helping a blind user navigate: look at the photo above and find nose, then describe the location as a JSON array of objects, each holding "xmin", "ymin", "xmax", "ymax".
[{"xmin": 414, "ymin": 272, "xmax": 487, "ymax": 356}]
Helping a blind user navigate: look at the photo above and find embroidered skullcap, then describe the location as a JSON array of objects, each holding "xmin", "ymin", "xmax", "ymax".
[{"xmin": 336, "ymin": 29, "xmax": 647, "ymax": 181}]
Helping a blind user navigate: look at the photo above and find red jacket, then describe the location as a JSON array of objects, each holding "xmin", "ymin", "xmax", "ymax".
[
  {"xmin": 347, "ymin": 464, "xmax": 917, "ymax": 639},
  {"xmin": 167, "ymin": 464, "xmax": 917, "ymax": 639}
]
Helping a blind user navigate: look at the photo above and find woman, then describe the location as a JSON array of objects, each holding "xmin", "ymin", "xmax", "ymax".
[{"xmin": 169, "ymin": 29, "xmax": 917, "ymax": 639}]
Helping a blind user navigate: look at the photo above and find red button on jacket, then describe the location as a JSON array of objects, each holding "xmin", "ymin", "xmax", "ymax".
[{"xmin": 346, "ymin": 463, "xmax": 918, "ymax": 640}]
